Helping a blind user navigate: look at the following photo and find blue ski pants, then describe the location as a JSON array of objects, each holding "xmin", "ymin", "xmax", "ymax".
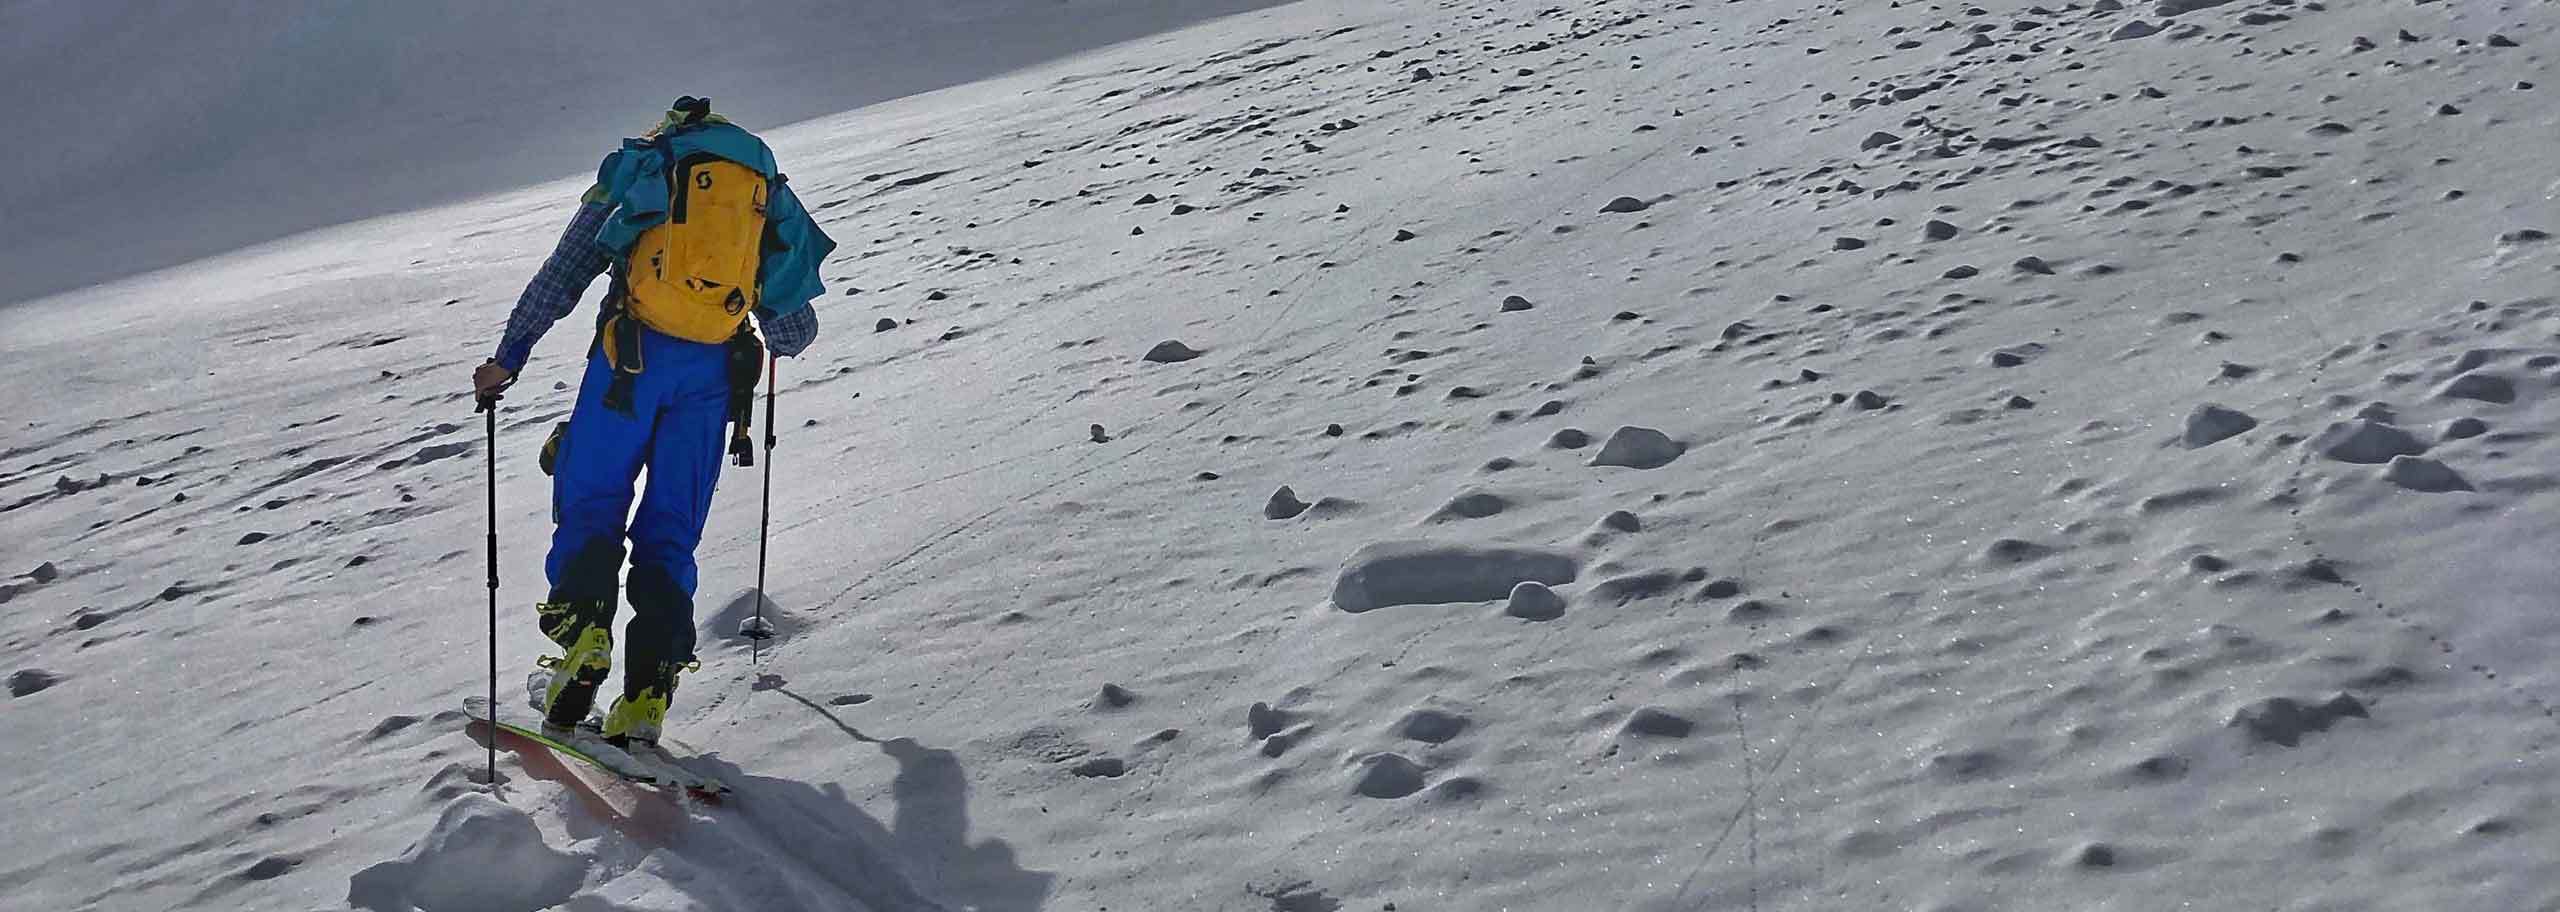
[{"xmin": 545, "ymin": 327, "xmax": 729, "ymax": 675}]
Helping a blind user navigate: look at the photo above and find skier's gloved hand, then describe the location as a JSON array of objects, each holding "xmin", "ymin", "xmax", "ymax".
[{"xmin": 473, "ymin": 360, "xmax": 516, "ymax": 411}]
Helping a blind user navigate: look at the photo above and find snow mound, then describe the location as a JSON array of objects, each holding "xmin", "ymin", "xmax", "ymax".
[
  {"xmin": 346, "ymin": 794, "xmax": 585, "ymax": 912},
  {"xmin": 2181, "ymin": 403, "xmax": 2258, "ymax": 448},
  {"xmin": 1589, "ymin": 426, "xmax": 1683, "ymax": 469},
  {"xmin": 1503, "ymin": 580, "xmax": 1568, "ymax": 621},
  {"xmin": 2311, "ymin": 419, "xmax": 2428, "ymax": 464}
]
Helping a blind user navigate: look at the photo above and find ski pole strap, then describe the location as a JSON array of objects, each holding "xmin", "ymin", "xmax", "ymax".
[{"xmin": 599, "ymin": 310, "xmax": 644, "ymax": 416}]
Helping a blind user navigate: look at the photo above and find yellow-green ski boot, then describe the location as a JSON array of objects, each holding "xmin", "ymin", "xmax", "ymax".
[
  {"xmin": 536, "ymin": 602, "xmax": 614, "ymax": 731},
  {"xmin": 602, "ymin": 661, "xmax": 694, "ymax": 747},
  {"xmin": 601, "ymin": 688, "xmax": 669, "ymax": 747}
]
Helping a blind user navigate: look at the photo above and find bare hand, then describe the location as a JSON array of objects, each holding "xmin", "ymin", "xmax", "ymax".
[{"xmin": 473, "ymin": 361, "xmax": 515, "ymax": 400}]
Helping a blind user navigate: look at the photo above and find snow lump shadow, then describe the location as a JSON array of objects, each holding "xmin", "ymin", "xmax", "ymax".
[{"xmin": 1329, "ymin": 540, "xmax": 1580, "ymax": 613}]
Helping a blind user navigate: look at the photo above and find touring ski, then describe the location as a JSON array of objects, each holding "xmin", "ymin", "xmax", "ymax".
[{"xmin": 462, "ymin": 696, "xmax": 730, "ymax": 797}]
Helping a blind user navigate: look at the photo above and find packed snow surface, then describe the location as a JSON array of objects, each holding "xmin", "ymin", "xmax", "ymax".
[{"xmin": 3, "ymin": 0, "xmax": 2558, "ymax": 909}]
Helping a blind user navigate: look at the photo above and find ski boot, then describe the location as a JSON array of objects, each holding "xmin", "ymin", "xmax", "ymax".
[
  {"xmin": 534, "ymin": 599, "xmax": 615, "ymax": 731},
  {"xmin": 602, "ymin": 659, "xmax": 697, "ymax": 747}
]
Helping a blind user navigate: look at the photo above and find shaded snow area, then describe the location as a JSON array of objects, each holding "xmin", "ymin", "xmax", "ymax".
[
  {"xmin": 0, "ymin": 0, "xmax": 1293, "ymax": 304},
  {"xmin": 3, "ymin": 0, "xmax": 2557, "ymax": 909}
]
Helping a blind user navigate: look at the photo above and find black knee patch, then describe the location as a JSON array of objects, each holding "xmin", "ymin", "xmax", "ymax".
[
  {"xmin": 551, "ymin": 537, "xmax": 628, "ymax": 605},
  {"xmin": 623, "ymin": 563, "xmax": 698, "ymax": 698}
]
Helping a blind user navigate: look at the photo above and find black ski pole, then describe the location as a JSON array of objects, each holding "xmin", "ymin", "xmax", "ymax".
[
  {"xmin": 750, "ymin": 356, "xmax": 778, "ymax": 662},
  {"xmin": 475, "ymin": 381, "xmax": 505, "ymax": 785}
]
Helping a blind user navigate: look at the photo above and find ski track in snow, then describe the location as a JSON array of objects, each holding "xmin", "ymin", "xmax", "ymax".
[{"xmin": 3, "ymin": 0, "xmax": 2558, "ymax": 910}]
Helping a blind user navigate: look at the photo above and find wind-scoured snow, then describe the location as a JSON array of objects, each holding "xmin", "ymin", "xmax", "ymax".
[{"xmin": 3, "ymin": 0, "xmax": 2558, "ymax": 910}]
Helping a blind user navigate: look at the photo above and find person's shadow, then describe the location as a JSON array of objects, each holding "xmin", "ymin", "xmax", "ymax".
[{"xmin": 663, "ymin": 675, "xmax": 1052, "ymax": 912}]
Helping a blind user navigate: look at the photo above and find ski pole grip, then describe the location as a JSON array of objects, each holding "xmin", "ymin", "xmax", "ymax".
[{"xmin": 474, "ymin": 380, "xmax": 512, "ymax": 414}]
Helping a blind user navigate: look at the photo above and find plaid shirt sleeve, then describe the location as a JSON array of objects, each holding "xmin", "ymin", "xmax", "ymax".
[
  {"xmin": 758, "ymin": 303, "xmax": 820, "ymax": 357},
  {"xmin": 492, "ymin": 202, "xmax": 614, "ymax": 373}
]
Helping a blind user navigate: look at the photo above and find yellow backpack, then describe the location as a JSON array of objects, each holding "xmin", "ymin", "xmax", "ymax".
[{"xmin": 621, "ymin": 153, "xmax": 769, "ymax": 343}]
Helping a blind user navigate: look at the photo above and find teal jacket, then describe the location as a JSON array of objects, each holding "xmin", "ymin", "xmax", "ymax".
[{"xmin": 586, "ymin": 121, "xmax": 835, "ymax": 317}]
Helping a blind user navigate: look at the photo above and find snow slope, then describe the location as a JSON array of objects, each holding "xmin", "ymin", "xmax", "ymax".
[{"xmin": 4, "ymin": 0, "xmax": 2558, "ymax": 909}]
